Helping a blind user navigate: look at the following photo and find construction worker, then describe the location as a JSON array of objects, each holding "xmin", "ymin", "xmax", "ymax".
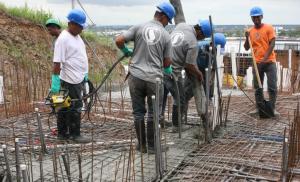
[
  {"xmin": 115, "ymin": 2, "xmax": 175, "ymax": 153},
  {"xmin": 51, "ymin": 9, "xmax": 90, "ymax": 143},
  {"xmin": 184, "ymin": 33, "xmax": 226, "ymax": 107},
  {"xmin": 45, "ymin": 18, "xmax": 61, "ymax": 39},
  {"xmin": 244, "ymin": 7, "xmax": 277, "ymax": 117},
  {"xmin": 162, "ymin": 20, "xmax": 212, "ymax": 133}
]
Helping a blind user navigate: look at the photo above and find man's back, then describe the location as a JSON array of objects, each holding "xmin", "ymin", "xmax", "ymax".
[
  {"xmin": 123, "ymin": 20, "xmax": 171, "ymax": 83},
  {"xmin": 171, "ymin": 23, "xmax": 198, "ymax": 77}
]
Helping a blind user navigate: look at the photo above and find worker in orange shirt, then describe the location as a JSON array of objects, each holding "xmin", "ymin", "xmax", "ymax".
[{"xmin": 244, "ymin": 6, "xmax": 277, "ymax": 117}]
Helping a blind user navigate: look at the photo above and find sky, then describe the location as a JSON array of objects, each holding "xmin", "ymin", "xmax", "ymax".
[{"xmin": 0, "ymin": 0, "xmax": 298, "ymax": 25}]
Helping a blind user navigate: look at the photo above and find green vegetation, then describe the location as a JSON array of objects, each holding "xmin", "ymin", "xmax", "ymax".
[
  {"xmin": 0, "ymin": 3, "xmax": 52, "ymax": 25},
  {"xmin": 279, "ymin": 28, "xmax": 300, "ymax": 38},
  {"xmin": 82, "ymin": 31, "xmax": 116, "ymax": 48},
  {"xmin": 0, "ymin": 2, "xmax": 123, "ymax": 85}
]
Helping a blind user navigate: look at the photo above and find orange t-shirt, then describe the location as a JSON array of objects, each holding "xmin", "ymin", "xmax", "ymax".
[{"xmin": 248, "ymin": 24, "xmax": 276, "ymax": 63}]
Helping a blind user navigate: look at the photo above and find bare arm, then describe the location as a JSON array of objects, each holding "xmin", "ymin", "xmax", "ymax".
[
  {"xmin": 185, "ymin": 63, "xmax": 203, "ymax": 81},
  {"xmin": 163, "ymin": 57, "xmax": 172, "ymax": 68},
  {"xmin": 262, "ymin": 38, "xmax": 275, "ymax": 62},
  {"xmin": 53, "ymin": 62, "xmax": 60, "ymax": 74},
  {"xmin": 115, "ymin": 35, "xmax": 126, "ymax": 49},
  {"xmin": 244, "ymin": 31, "xmax": 250, "ymax": 51}
]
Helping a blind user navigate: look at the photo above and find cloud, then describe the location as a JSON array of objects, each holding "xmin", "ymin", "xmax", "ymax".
[
  {"xmin": 0, "ymin": 0, "xmax": 298, "ymax": 25},
  {"xmin": 47, "ymin": 0, "xmax": 155, "ymax": 6}
]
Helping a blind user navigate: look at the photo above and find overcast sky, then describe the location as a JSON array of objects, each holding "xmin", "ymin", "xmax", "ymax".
[{"xmin": 0, "ymin": 0, "xmax": 298, "ymax": 25}]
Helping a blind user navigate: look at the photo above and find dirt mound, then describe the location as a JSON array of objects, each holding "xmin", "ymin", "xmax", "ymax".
[{"xmin": 0, "ymin": 10, "xmax": 120, "ymax": 118}]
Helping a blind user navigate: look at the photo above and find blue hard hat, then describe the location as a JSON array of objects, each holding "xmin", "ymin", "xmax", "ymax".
[
  {"xmin": 198, "ymin": 19, "xmax": 212, "ymax": 38},
  {"xmin": 214, "ymin": 33, "xmax": 226, "ymax": 48},
  {"xmin": 250, "ymin": 6, "xmax": 263, "ymax": 16},
  {"xmin": 67, "ymin": 9, "xmax": 87, "ymax": 28},
  {"xmin": 157, "ymin": 2, "xmax": 176, "ymax": 24}
]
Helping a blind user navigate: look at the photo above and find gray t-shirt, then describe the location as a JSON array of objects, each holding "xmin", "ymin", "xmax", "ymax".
[
  {"xmin": 122, "ymin": 20, "xmax": 172, "ymax": 83},
  {"xmin": 170, "ymin": 23, "xmax": 198, "ymax": 77}
]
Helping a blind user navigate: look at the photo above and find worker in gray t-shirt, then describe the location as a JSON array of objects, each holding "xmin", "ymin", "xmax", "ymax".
[
  {"xmin": 162, "ymin": 20, "xmax": 212, "ymax": 133},
  {"xmin": 115, "ymin": 2, "xmax": 175, "ymax": 153}
]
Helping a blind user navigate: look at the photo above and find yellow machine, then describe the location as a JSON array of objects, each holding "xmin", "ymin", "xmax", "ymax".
[{"xmin": 45, "ymin": 89, "xmax": 72, "ymax": 111}]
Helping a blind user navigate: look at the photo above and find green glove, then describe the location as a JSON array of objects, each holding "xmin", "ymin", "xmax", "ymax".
[
  {"xmin": 121, "ymin": 45, "xmax": 133, "ymax": 57},
  {"xmin": 84, "ymin": 73, "xmax": 88, "ymax": 82},
  {"xmin": 164, "ymin": 66, "xmax": 173, "ymax": 74},
  {"xmin": 51, "ymin": 74, "xmax": 60, "ymax": 94}
]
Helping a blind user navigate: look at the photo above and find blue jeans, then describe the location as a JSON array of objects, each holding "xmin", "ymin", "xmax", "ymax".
[
  {"xmin": 128, "ymin": 75, "xmax": 163, "ymax": 147},
  {"xmin": 253, "ymin": 62, "xmax": 277, "ymax": 109},
  {"xmin": 162, "ymin": 75, "xmax": 184, "ymax": 126}
]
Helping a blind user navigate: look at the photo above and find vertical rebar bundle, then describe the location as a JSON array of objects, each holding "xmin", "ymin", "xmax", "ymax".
[
  {"xmin": 2, "ymin": 144, "xmax": 12, "ymax": 182},
  {"xmin": 20, "ymin": 164, "xmax": 29, "ymax": 182},
  {"xmin": 15, "ymin": 138, "xmax": 21, "ymax": 182},
  {"xmin": 35, "ymin": 108, "xmax": 47, "ymax": 154}
]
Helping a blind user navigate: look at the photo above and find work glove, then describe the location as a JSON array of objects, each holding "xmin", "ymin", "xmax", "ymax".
[
  {"xmin": 164, "ymin": 65, "xmax": 173, "ymax": 74},
  {"xmin": 51, "ymin": 74, "xmax": 60, "ymax": 94},
  {"xmin": 84, "ymin": 73, "xmax": 88, "ymax": 82},
  {"xmin": 121, "ymin": 45, "xmax": 133, "ymax": 57}
]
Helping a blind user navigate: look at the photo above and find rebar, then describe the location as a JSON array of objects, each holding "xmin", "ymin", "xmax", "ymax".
[
  {"xmin": 35, "ymin": 108, "xmax": 47, "ymax": 154},
  {"xmin": 15, "ymin": 138, "xmax": 21, "ymax": 182},
  {"xmin": 20, "ymin": 164, "xmax": 29, "ymax": 182},
  {"xmin": 2, "ymin": 144, "xmax": 12, "ymax": 182}
]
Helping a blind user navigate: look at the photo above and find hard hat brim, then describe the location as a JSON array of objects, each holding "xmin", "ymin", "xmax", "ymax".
[
  {"xmin": 251, "ymin": 13, "xmax": 263, "ymax": 17},
  {"xmin": 68, "ymin": 20, "xmax": 88, "ymax": 29}
]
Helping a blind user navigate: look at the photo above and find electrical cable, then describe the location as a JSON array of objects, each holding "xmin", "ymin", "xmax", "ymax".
[{"xmin": 76, "ymin": 0, "xmax": 96, "ymax": 26}]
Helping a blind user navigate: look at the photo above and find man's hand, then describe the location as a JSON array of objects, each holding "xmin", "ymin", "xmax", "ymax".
[
  {"xmin": 164, "ymin": 65, "xmax": 172, "ymax": 74},
  {"xmin": 244, "ymin": 31, "xmax": 250, "ymax": 51},
  {"xmin": 51, "ymin": 74, "xmax": 60, "ymax": 94},
  {"xmin": 245, "ymin": 31, "xmax": 249, "ymax": 38},
  {"xmin": 84, "ymin": 73, "xmax": 88, "ymax": 82},
  {"xmin": 121, "ymin": 46, "xmax": 133, "ymax": 57}
]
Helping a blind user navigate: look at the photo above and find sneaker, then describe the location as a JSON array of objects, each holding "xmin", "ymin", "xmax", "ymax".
[{"xmin": 71, "ymin": 135, "xmax": 91, "ymax": 143}]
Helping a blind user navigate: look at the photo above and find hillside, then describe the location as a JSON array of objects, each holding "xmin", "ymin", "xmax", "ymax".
[{"xmin": 0, "ymin": 9, "xmax": 121, "ymax": 118}]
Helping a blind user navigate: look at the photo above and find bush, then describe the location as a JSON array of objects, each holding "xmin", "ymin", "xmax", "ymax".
[{"xmin": 0, "ymin": 2, "xmax": 52, "ymax": 25}]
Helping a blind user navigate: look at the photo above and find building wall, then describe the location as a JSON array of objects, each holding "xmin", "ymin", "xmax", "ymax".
[{"xmin": 223, "ymin": 50, "xmax": 300, "ymax": 77}]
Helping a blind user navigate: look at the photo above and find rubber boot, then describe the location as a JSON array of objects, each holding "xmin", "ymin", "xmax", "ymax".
[
  {"xmin": 134, "ymin": 120, "xmax": 146, "ymax": 153},
  {"xmin": 57, "ymin": 108, "xmax": 69, "ymax": 139},
  {"xmin": 69, "ymin": 112, "xmax": 81, "ymax": 137},
  {"xmin": 172, "ymin": 105, "xmax": 179, "ymax": 127},
  {"xmin": 182, "ymin": 103, "xmax": 188, "ymax": 124},
  {"xmin": 147, "ymin": 120, "xmax": 154, "ymax": 149}
]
